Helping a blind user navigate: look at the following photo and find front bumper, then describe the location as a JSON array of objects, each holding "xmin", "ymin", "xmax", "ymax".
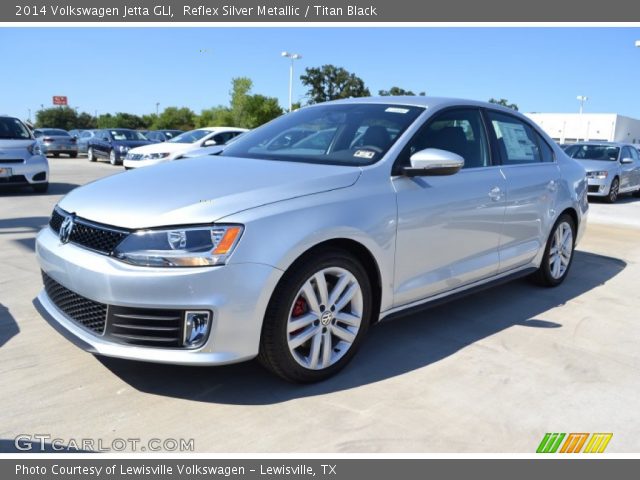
[
  {"xmin": 586, "ymin": 177, "xmax": 610, "ymax": 196},
  {"xmin": 35, "ymin": 226, "xmax": 282, "ymax": 365},
  {"xmin": 0, "ymin": 156, "xmax": 48, "ymax": 185}
]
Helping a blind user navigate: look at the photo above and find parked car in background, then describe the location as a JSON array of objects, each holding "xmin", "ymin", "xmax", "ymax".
[
  {"xmin": 177, "ymin": 131, "xmax": 246, "ymax": 159},
  {"xmin": 123, "ymin": 127, "xmax": 247, "ymax": 169},
  {"xmin": 564, "ymin": 142, "xmax": 640, "ymax": 202},
  {"xmin": 68, "ymin": 129, "xmax": 85, "ymax": 139},
  {"xmin": 75, "ymin": 129, "xmax": 98, "ymax": 155},
  {"xmin": 0, "ymin": 115, "xmax": 49, "ymax": 192},
  {"xmin": 87, "ymin": 129, "xmax": 152, "ymax": 165},
  {"xmin": 145, "ymin": 130, "xmax": 183, "ymax": 143},
  {"xmin": 36, "ymin": 97, "xmax": 588, "ymax": 382},
  {"xmin": 33, "ymin": 128, "xmax": 78, "ymax": 158}
]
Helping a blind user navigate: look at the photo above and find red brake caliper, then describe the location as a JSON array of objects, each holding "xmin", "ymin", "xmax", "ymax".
[{"xmin": 290, "ymin": 296, "xmax": 308, "ymax": 336}]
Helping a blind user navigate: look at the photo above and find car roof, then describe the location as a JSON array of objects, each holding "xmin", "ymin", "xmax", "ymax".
[
  {"xmin": 569, "ymin": 141, "xmax": 631, "ymax": 147},
  {"xmin": 197, "ymin": 127, "xmax": 249, "ymax": 132},
  {"xmin": 319, "ymin": 95, "xmax": 522, "ymax": 113}
]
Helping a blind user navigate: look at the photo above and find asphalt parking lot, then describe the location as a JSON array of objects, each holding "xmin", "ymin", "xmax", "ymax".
[{"xmin": 1, "ymin": 157, "xmax": 639, "ymax": 453}]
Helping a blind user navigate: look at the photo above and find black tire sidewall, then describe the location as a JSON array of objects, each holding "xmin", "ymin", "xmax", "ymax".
[
  {"xmin": 607, "ymin": 178, "xmax": 619, "ymax": 203},
  {"xmin": 260, "ymin": 250, "xmax": 372, "ymax": 383}
]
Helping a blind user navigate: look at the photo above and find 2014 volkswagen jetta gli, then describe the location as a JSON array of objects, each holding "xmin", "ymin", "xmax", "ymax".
[{"xmin": 35, "ymin": 97, "xmax": 588, "ymax": 382}]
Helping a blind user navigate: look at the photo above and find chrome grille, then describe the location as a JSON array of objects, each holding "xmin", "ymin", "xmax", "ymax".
[
  {"xmin": 42, "ymin": 272, "xmax": 107, "ymax": 334},
  {"xmin": 126, "ymin": 153, "xmax": 143, "ymax": 160}
]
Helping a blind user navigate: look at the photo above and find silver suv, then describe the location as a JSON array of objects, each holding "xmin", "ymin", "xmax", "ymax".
[
  {"xmin": 0, "ymin": 115, "xmax": 49, "ymax": 193},
  {"xmin": 35, "ymin": 97, "xmax": 588, "ymax": 382}
]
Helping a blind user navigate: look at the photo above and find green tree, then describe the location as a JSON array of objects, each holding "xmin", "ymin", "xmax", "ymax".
[
  {"xmin": 300, "ymin": 65, "xmax": 371, "ymax": 104},
  {"xmin": 152, "ymin": 107, "xmax": 196, "ymax": 130},
  {"xmin": 378, "ymin": 87, "xmax": 426, "ymax": 96},
  {"xmin": 488, "ymin": 98, "xmax": 519, "ymax": 111},
  {"xmin": 197, "ymin": 106, "xmax": 233, "ymax": 128},
  {"xmin": 76, "ymin": 112, "xmax": 97, "ymax": 129},
  {"xmin": 97, "ymin": 112, "xmax": 146, "ymax": 129},
  {"xmin": 197, "ymin": 78, "xmax": 283, "ymax": 129},
  {"xmin": 141, "ymin": 114, "xmax": 158, "ymax": 129},
  {"xmin": 35, "ymin": 107, "xmax": 78, "ymax": 130}
]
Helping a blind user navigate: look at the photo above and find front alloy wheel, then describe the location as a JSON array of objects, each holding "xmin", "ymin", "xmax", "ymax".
[
  {"xmin": 259, "ymin": 249, "xmax": 372, "ymax": 382},
  {"xmin": 606, "ymin": 177, "xmax": 619, "ymax": 203},
  {"xmin": 109, "ymin": 149, "xmax": 118, "ymax": 166},
  {"xmin": 88, "ymin": 147, "xmax": 96, "ymax": 162}
]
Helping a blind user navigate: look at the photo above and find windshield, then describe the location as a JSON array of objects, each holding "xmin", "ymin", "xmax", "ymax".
[
  {"xmin": 220, "ymin": 103, "xmax": 424, "ymax": 166},
  {"xmin": 565, "ymin": 144, "xmax": 620, "ymax": 161},
  {"xmin": 0, "ymin": 117, "xmax": 31, "ymax": 139},
  {"xmin": 168, "ymin": 129, "xmax": 212, "ymax": 144},
  {"xmin": 109, "ymin": 130, "xmax": 147, "ymax": 141}
]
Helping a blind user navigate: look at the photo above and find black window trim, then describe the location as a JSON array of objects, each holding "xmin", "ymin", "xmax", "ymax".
[
  {"xmin": 481, "ymin": 107, "xmax": 557, "ymax": 166},
  {"xmin": 391, "ymin": 105, "xmax": 496, "ymax": 176}
]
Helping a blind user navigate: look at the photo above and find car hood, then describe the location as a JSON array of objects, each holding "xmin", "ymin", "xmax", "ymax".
[
  {"xmin": 127, "ymin": 142, "xmax": 194, "ymax": 155},
  {"xmin": 58, "ymin": 156, "xmax": 362, "ymax": 229},
  {"xmin": 576, "ymin": 159, "xmax": 618, "ymax": 172},
  {"xmin": 0, "ymin": 139, "xmax": 37, "ymax": 150}
]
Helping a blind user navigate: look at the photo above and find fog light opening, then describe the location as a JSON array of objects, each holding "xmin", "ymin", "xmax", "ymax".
[{"xmin": 183, "ymin": 311, "xmax": 211, "ymax": 348}]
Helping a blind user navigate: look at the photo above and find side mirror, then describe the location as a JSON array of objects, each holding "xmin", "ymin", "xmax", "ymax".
[
  {"xmin": 203, "ymin": 139, "xmax": 217, "ymax": 147},
  {"xmin": 621, "ymin": 157, "xmax": 633, "ymax": 164},
  {"xmin": 402, "ymin": 148, "xmax": 464, "ymax": 176}
]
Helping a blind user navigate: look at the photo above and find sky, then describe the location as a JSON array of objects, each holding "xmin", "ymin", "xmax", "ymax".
[{"xmin": 1, "ymin": 27, "xmax": 640, "ymax": 121}]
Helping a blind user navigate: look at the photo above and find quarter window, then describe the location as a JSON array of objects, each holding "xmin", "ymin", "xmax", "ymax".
[
  {"xmin": 399, "ymin": 108, "xmax": 490, "ymax": 169},
  {"xmin": 487, "ymin": 111, "xmax": 544, "ymax": 164}
]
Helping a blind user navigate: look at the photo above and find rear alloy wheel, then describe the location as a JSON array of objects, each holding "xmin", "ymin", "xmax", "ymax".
[
  {"xmin": 531, "ymin": 214, "xmax": 576, "ymax": 287},
  {"xmin": 259, "ymin": 250, "xmax": 372, "ymax": 383},
  {"xmin": 87, "ymin": 147, "xmax": 96, "ymax": 162},
  {"xmin": 606, "ymin": 177, "xmax": 619, "ymax": 203},
  {"xmin": 109, "ymin": 149, "xmax": 118, "ymax": 166}
]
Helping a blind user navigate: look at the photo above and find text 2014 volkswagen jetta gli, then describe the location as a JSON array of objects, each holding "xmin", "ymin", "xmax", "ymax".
[{"xmin": 36, "ymin": 97, "xmax": 588, "ymax": 382}]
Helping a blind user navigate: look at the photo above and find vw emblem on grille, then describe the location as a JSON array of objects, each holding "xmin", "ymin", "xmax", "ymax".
[{"xmin": 59, "ymin": 215, "xmax": 75, "ymax": 244}]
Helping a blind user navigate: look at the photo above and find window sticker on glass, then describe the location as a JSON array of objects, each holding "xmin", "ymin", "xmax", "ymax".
[
  {"xmin": 354, "ymin": 149, "xmax": 376, "ymax": 159},
  {"xmin": 494, "ymin": 122, "xmax": 535, "ymax": 160},
  {"xmin": 385, "ymin": 107, "xmax": 410, "ymax": 114}
]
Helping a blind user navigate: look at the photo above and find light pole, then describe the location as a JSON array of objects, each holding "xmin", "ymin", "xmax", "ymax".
[
  {"xmin": 577, "ymin": 95, "xmax": 588, "ymax": 115},
  {"xmin": 155, "ymin": 102, "xmax": 160, "ymax": 116},
  {"xmin": 281, "ymin": 51, "xmax": 302, "ymax": 112},
  {"xmin": 27, "ymin": 108, "xmax": 31, "ymax": 122}
]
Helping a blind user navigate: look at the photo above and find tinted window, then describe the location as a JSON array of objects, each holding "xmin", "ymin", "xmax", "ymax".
[
  {"xmin": 565, "ymin": 144, "xmax": 619, "ymax": 161},
  {"xmin": 0, "ymin": 117, "xmax": 31, "ymax": 139},
  {"xmin": 629, "ymin": 147, "xmax": 639, "ymax": 162},
  {"xmin": 487, "ymin": 111, "xmax": 542, "ymax": 164},
  {"xmin": 399, "ymin": 108, "xmax": 490, "ymax": 169},
  {"xmin": 221, "ymin": 103, "xmax": 424, "ymax": 166},
  {"xmin": 535, "ymin": 132, "xmax": 555, "ymax": 163}
]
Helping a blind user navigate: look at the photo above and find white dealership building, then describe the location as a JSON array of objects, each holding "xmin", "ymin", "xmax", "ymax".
[{"xmin": 525, "ymin": 113, "xmax": 640, "ymax": 145}]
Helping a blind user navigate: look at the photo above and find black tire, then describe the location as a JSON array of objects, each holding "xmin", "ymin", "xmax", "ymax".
[
  {"xmin": 633, "ymin": 187, "xmax": 640, "ymax": 198},
  {"xmin": 605, "ymin": 177, "xmax": 619, "ymax": 203},
  {"xmin": 88, "ymin": 147, "xmax": 96, "ymax": 162},
  {"xmin": 52, "ymin": 153, "xmax": 59, "ymax": 158},
  {"xmin": 530, "ymin": 213, "xmax": 576, "ymax": 287},
  {"xmin": 69, "ymin": 152, "xmax": 78, "ymax": 158},
  {"xmin": 32, "ymin": 182, "xmax": 49, "ymax": 194},
  {"xmin": 258, "ymin": 248, "xmax": 373, "ymax": 383}
]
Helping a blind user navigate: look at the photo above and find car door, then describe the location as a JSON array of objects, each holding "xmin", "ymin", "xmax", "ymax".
[
  {"xmin": 619, "ymin": 146, "xmax": 636, "ymax": 192},
  {"xmin": 392, "ymin": 107, "xmax": 506, "ymax": 306},
  {"xmin": 628, "ymin": 146, "xmax": 640, "ymax": 190},
  {"xmin": 484, "ymin": 110, "xmax": 561, "ymax": 273}
]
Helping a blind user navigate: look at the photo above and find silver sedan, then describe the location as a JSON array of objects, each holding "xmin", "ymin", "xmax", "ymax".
[
  {"xmin": 35, "ymin": 97, "xmax": 588, "ymax": 382},
  {"xmin": 564, "ymin": 142, "xmax": 640, "ymax": 203}
]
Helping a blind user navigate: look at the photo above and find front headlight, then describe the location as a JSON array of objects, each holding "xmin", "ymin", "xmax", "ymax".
[
  {"xmin": 113, "ymin": 225, "xmax": 244, "ymax": 267},
  {"xmin": 587, "ymin": 170, "xmax": 608, "ymax": 179},
  {"xmin": 27, "ymin": 142, "xmax": 42, "ymax": 156},
  {"xmin": 119, "ymin": 145, "xmax": 129, "ymax": 153},
  {"xmin": 143, "ymin": 152, "xmax": 171, "ymax": 160}
]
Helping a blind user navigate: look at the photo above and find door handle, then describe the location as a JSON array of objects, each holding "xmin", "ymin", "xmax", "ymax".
[{"xmin": 488, "ymin": 186, "xmax": 503, "ymax": 201}]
